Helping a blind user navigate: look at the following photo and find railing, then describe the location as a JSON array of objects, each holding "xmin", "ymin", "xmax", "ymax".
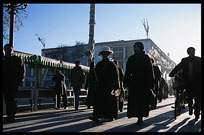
[
  {"xmin": 3, "ymin": 87, "xmax": 127, "ymax": 114},
  {"xmin": 13, "ymin": 87, "xmax": 88, "ymax": 112},
  {"xmin": 14, "ymin": 88, "xmax": 34, "ymax": 111}
]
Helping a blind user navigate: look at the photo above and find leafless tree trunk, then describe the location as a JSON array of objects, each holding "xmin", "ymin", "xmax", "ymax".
[{"xmin": 142, "ymin": 18, "xmax": 149, "ymax": 38}]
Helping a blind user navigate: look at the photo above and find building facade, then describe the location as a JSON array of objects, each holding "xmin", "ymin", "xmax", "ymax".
[{"xmin": 42, "ymin": 38, "xmax": 176, "ymax": 81}]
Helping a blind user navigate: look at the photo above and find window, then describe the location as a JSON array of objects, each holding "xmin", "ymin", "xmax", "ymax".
[
  {"xmin": 25, "ymin": 80, "xmax": 31, "ymax": 87},
  {"xmin": 114, "ymin": 50, "xmax": 122, "ymax": 59},
  {"xmin": 47, "ymin": 70, "xmax": 54, "ymax": 76},
  {"xmin": 26, "ymin": 67, "xmax": 31, "ymax": 77},
  {"xmin": 126, "ymin": 46, "xmax": 134, "ymax": 58},
  {"xmin": 44, "ymin": 80, "xmax": 54, "ymax": 86},
  {"xmin": 118, "ymin": 61, "xmax": 123, "ymax": 69}
]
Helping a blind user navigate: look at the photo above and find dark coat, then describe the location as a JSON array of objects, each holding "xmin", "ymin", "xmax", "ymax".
[
  {"xmin": 52, "ymin": 72, "xmax": 66, "ymax": 95},
  {"xmin": 163, "ymin": 83, "xmax": 169, "ymax": 99},
  {"xmin": 85, "ymin": 63, "xmax": 97, "ymax": 106},
  {"xmin": 124, "ymin": 51, "xmax": 154, "ymax": 118},
  {"xmin": 169, "ymin": 56, "xmax": 201, "ymax": 93},
  {"xmin": 118, "ymin": 67, "xmax": 125, "ymax": 102},
  {"xmin": 3, "ymin": 55, "xmax": 25, "ymax": 95},
  {"xmin": 159, "ymin": 77, "xmax": 167, "ymax": 99},
  {"xmin": 3, "ymin": 54, "xmax": 25, "ymax": 119},
  {"xmin": 93, "ymin": 59, "xmax": 120, "ymax": 118},
  {"xmin": 153, "ymin": 65, "xmax": 161, "ymax": 92},
  {"xmin": 69, "ymin": 66, "xmax": 85, "ymax": 88},
  {"xmin": 159, "ymin": 77, "xmax": 166, "ymax": 92}
]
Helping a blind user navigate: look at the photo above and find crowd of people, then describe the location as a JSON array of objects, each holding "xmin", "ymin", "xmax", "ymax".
[{"xmin": 3, "ymin": 42, "xmax": 201, "ymax": 125}]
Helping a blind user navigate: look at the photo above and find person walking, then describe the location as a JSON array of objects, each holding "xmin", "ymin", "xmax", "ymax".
[
  {"xmin": 124, "ymin": 42, "xmax": 154, "ymax": 125},
  {"xmin": 169, "ymin": 47, "xmax": 201, "ymax": 121},
  {"xmin": 69, "ymin": 61, "xmax": 85, "ymax": 110},
  {"xmin": 159, "ymin": 76, "xmax": 169, "ymax": 100},
  {"xmin": 85, "ymin": 61, "xmax": 98, "ymax": 109},
  {"xmin": 89, "ymin": 46, "xmax": 120, "ymax": 122},
  {"xmin": 151, "ymin": 58, "xmax": 161, "ymax": 107},
  {"xmin": 52, "ymin": 70, "xmax": 67, "ymax": 109},
  {"xmin": 3, "ymin": 44, "xmax": 26, "ymax": 123},
  {"xmin": 113, "ymin": 59, "xmax": 125, "ymax": 112}
]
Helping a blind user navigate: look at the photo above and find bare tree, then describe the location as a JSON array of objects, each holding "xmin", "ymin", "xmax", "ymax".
[
  {"xmin": 75, "ymin": 41, "xmax": 86, "ymax": 46},
  {"xmin": 3, "ymin": 3, "xmax": 28, "ymax": 41},
  {"xmin": 35, "ymin": 33, "xmax": 46, "ymax": 49},
  {"xmin": 142, "ymin": 18, "xmax": 149, "ymax": 38}
]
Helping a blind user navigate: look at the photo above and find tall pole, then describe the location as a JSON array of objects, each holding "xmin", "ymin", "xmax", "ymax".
[
  {"xmin": 88, "ymin": 3, "xmax": 96, "ymax": 64},
  {"xmin": 9, "ymin": 4, "xmax": 15, "ymax": 48}
]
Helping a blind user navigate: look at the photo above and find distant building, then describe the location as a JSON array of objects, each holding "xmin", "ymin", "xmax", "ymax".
[{"xmin": 42, "ymin": 38, "xmax": 176, "ymax": 80}]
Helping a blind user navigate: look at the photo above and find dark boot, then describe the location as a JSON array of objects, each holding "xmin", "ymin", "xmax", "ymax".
[
  {"xmin": 189, "ymin": 106, "xmax": 193, "ymax": 115},
  {"xmin": 3, "ymin": 117, "xmax": 15, "ymax": 124},
  {"xmin": 89, "ymin": 116, "xmax": 99, "ymax": 122},
  {"xmin": 119, "ymin": 102, "xmax": 123, "ymax": 112},
  {"xmin": 107, "ymin": 118, "xmax": 115, "ymax": 122},
  {"xmin": 195, "ymin": 115, "xmax": 200, "ymax": 121},
  {"xmin": 136, "ymin": 117, "xmax": 143, "ymax": 125}
]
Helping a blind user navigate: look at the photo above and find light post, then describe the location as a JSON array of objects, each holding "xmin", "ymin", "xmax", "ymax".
[{"xmin": 4, "ymin": 3, "xmax": 28, "ymax": 48}]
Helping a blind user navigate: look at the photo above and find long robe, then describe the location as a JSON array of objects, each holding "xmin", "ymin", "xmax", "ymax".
[
  {"xmin": 85, "ymin": 63, "xmax": 97, "ymax": 107},
  {"xmin": 3, "ymin": 55, "xmax": 25, "ymax": 118},
  {"xmin": 93, "ymin": 59, "xmax": 119, "ymax": 119},
  {"xmin": 124, "ymin": 51, "xmax": 154, "ymax": 118}
]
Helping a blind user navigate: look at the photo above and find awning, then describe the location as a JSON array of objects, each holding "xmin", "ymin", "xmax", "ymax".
[{"xmin": 9, "ymin": 51, "xmax": 89, "ymax": 73}]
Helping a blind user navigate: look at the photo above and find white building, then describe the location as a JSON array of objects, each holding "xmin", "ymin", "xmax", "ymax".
[{"xmin": 42, "ymin": 38, "xmax": 176, "ymax": 80}]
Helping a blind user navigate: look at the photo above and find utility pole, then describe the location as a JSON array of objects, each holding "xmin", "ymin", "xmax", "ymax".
[
  {"xmin": 86, "ymin": 3, "xmax": 96, "ymax": 65},
  {"xmin": 8, "ymin": 4, "xmax": 15, "ymax": 48}
]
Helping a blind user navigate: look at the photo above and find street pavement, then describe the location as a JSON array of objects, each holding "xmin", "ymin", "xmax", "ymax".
[{"xmin": 3, "ymin": 96, "xmax": 201, "ymax": 132}]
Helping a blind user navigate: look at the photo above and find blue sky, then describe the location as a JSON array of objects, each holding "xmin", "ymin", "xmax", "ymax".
[{"xmin": 3, "ymin": 4, "xmax": 201, "ymax": 64}]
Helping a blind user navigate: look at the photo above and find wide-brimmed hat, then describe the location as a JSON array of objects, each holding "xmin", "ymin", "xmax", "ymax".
[{"xmin": 98, "ymin": 46, "xmax": 113, "ymax": 56}]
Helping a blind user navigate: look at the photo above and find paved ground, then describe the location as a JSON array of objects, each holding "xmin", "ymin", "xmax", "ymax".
[{"xmin": 3, "ymin": 96, "xmax": 201, "ymax": 132}]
